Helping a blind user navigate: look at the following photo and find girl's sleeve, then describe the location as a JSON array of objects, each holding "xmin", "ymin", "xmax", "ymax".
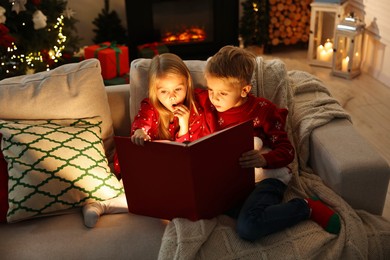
[
  {"xmin": 260, "ymin": 104, "xmax": 295, "ymax": 169},
  {"xmin": 131, "ymin": 99, "xmax": 157, "ymax": 137},
  {"xmin": 175, "ymin": 132, "xmax": 190, "ymax": 143}
]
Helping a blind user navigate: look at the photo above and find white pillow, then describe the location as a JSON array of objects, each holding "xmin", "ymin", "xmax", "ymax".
[
  {"xmin": 0, "ymin": 59, "xmax": 116, "ymax": 164},
  {"xmin": 0, "ymin": 117, "xmax": 124, "ymax": 223}
]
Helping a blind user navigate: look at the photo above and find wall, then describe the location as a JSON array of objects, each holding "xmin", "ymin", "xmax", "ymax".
[
  {"xmin": 70, "ymin": 0, "xmax": 389, "ymax": 88},
  {"xmin": 358, "ymin": 0, "xmax": 390, "ymax": 88}
]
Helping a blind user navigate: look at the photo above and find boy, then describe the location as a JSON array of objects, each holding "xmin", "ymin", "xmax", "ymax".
[{"xmin": 205, "ymin": 45, "xmax": 341, "ymax": 242}]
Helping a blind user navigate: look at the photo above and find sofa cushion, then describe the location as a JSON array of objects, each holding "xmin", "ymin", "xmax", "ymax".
[
  {"xmin": 0, "ymin": 117, "xmax": 124, "ymax": 223},
  {"xmin": 0, "ymin": 59, "xmax": 116, "ymax": 164},
  {"xmin": 0, "ymin": 212, "xmax": 167, "ymax": 259}
]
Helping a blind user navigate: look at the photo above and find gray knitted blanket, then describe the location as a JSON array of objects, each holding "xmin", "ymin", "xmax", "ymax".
[{"xmin": 158, "ymin": 59, "xmax": 390, "ymax": 260}]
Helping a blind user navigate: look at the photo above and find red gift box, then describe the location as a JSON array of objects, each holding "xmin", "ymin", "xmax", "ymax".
[
  {"xmin": 137, "ymin": 42, "xmax": 169, "ymax": 58},
  {"xmin": 84, "ymin": 42, "xmax": 129, "ymax": 80}
]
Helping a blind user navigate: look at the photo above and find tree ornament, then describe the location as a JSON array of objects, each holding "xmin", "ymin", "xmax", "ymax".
[
  {"xmin": 10, "ymin": 0, "xmax": 27, "ymax": 14},
  {"xmin": 32, "ymin": 10, "xmax": 47, "ymax": 30},
  {"xmin": 0, "ymin": 24, "xmax": 15, "ymax": 48},
  {"xmin": 63, "ymin": 6, "xmax": 75, "ymax": 19}
]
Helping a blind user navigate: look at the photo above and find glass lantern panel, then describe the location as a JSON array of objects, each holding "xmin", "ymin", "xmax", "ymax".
[
  {"xmin": 334, "ymin": 35, "xmax": 351, "ymax": 72},
  {"xmin": 313, "ymin": 10, "xmax": 336, "ymax": 51},
  {"xmin": 352, "ymin": 34, "xmax": 363, "ymax": 70}
]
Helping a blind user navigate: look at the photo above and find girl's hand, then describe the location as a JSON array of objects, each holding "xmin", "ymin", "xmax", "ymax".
[
  {"xmin": 173, "ymin": 104, "xmax": 190, "ymax": 137},
  {"xmin": 239, "ymin": 150, "xmax": 267, "ymax": 168},
  {"xmin": 131, "ymin": 129, "xmax": 151, "ymax": 146}
]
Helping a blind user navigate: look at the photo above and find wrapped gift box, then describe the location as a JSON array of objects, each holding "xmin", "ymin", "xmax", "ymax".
[
  {"xmin": 84, "ymin": 42, "xmax": 129, "ymax": 80},
  {"xmin": 103, "ymin": 73, "xmax": 129, "ymax": 86},
  {"xmin": 137, "ymin": 42, "xmax": 169, "ymax": 58}
]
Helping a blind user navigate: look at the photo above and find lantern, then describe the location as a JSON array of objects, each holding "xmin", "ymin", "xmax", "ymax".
[
  {"xmin": 332, "ymin": 14, "xmax": 365, "ymax": 79},
  {"xmin": 307, "ymin": 1, "xmax": 348, "ymax": 68}
]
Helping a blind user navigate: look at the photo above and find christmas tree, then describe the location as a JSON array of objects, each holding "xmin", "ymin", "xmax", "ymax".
[
  {"xmin": 92, "ymin": 0, "xmax": 127, "ymax": 44},
  {"xmin": 239, "ymin": 0, "xmax": 269, "ymax": 48},
  {"xmin": 0, "ymin": 0, "xmax": 80, "ymax": 80}
]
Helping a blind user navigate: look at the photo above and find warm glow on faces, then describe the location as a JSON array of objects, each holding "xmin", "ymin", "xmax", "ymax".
[
  {"xmin": 156, "ymin": 74, "xmax": 187, "ymax": 112},
  {"xmin": 206, "ymin": 75, "xmax": 249, "ymax": 112}
]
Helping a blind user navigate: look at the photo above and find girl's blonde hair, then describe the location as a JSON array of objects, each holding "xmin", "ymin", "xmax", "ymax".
[
  {"xmin": 148, "ymin": 53, "xmax": 196, "ymax": 140},
  {"xmin": 205, "ymin": 45, "xmax": 256, "ymax": 89}
]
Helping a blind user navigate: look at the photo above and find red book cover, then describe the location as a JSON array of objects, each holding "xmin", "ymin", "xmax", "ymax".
[{"xmin": 114, "ymin": 120, "xmax": 255, "ymax": 221}]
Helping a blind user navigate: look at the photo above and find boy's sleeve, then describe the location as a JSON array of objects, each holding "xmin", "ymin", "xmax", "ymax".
[{"xmin": 261, "ymin": 105, "xmax": 295, "ymax": 169}]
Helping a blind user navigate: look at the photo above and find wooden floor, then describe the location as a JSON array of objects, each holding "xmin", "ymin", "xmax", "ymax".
[{"xmin": 262, "ymin": 49, "xmax": 390, "ymax": 221}]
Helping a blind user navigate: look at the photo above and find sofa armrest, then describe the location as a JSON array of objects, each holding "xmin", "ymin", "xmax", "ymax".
[
  {"xmin": 105, "ymin": 84, "xmax": 131, "ymax": 137},
  {"xmin": 309, "ymin": 118, "xmax": 390, "ymax": 215}
]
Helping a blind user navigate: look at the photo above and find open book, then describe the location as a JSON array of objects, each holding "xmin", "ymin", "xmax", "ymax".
[{"xmin": 114, "ymin": 120, "xmax": 255, "ymax": 221}]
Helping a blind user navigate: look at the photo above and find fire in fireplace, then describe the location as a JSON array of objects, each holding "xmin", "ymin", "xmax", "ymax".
[
  {"xmin": 153, "ymin": 0, "xmax": 211, "ymax": 45},
  {"xmin": 161, "ymin": 26, "xmax": 207, "ymax": 44},
  {"xmin": 125, "ymin": 0, "xmax": 239, "ymax": 61}
]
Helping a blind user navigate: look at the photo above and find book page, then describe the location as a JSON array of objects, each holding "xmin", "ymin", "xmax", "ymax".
[
  {"xmin": 152, "ymin": 140, "xmax": 187, "ymax": 146},
  {"xmin": 188, "ymin": 120, "xmax": 252, "ymax": 146}
]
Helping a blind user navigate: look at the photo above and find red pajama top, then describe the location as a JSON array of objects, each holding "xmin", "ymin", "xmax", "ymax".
[
  {"xmin": 131, "ymin": 89, "xmax": 213, "ymax": 142},
  {"xmin": 214, "ymin": 94, "xmax": 294, "ymax": 169}
]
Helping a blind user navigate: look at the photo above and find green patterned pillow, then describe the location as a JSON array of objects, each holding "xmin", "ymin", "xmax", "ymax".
[{"xmin": 0, "ymin": 117, "xmax": 124, "ymax": 223}]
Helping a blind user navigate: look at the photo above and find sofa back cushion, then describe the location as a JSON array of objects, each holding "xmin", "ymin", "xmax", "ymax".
[
  {"xmin": 0, "ymin": 59, "xmax": 116, "ymax": 164},
  {"xmin": 129, "ymin": 57, "xmax": 290, "ymax": 124}
]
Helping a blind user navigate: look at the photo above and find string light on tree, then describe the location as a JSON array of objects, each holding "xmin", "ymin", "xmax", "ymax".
[
  {"xmin": 11, "ymin": 15, "xmax": 68, "ymax": 72},
  {"xmin": 0, "ymin": 0, "xmax": 80, "ymax": 79}
]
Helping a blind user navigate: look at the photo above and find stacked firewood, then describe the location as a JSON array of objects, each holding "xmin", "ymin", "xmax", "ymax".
[{"xmin": 268, "ymin": 0, "xmax": 312, "ymax": 46}]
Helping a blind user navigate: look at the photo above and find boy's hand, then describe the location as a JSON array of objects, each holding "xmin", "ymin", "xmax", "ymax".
[
  {"xmin": 239, "ymin": 150, "xmax": 267, "ymax": 168},
  {"xmin": 173, "ymin": 104, "xmax": 190, "ymax": 137},
  {"xmin": 131, "ymin": 129, "xmax": 151, "ymax": 146}
]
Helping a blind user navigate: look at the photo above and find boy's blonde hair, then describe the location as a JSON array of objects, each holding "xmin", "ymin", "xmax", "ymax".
[
  {"xmin": 205, "ymin": 45, "xmax": 256, "ymax": 89},
  {"xmin": 148, "ymin": 53, "xmax": 196, "ymax": 140}
]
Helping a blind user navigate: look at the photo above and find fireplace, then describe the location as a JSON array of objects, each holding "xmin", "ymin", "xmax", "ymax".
[{"xmin": 125, "ymin": 0, "xmax": 239, "ymax": 61}]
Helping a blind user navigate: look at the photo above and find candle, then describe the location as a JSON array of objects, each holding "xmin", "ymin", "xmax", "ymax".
[
  {"xmin": 319, "ymin": 49, "xmax": 329, "ymax": 62},
  {"xmin": 324, "ymin": 39, "xmax": 333, "ymax": 52},
  {"xmin": 317, "ymin": 45, "xmax": 324, "ymax": 60},
  {"xmin": 317, "ymin": 42, "xmax": 333, "ymax": 62},
  {"xmin": 353, "ymin": 52, "xmax": 360, "ymax": 68},
  {"xmin": 342, "ymin": 56, "xmax": 349, "ymax": 72}
]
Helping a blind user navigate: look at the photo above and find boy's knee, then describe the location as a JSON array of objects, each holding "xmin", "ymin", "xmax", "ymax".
[{"xmin": 236, "ymin": 218, "xmax": 267, "ymax": 242}]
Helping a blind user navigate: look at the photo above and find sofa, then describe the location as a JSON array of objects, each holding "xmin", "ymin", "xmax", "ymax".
[{"xmin": 0, "ymin": 57, "xmax": 389, "ymax": 259}]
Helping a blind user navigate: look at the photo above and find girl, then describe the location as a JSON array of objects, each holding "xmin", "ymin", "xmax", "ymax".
[
  {"xmin": 83, "ymin": 53, "xmax": 213, "ymax": 228},
  {"xmin": 130, "ymin": 52, "xmax": 212, "ymax": 146}
]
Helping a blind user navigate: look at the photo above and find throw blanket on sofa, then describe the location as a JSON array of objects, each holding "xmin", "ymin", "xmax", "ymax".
[{"xmin": 158, "ymin": 59, "xmax": 390, "ymax": 259}]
